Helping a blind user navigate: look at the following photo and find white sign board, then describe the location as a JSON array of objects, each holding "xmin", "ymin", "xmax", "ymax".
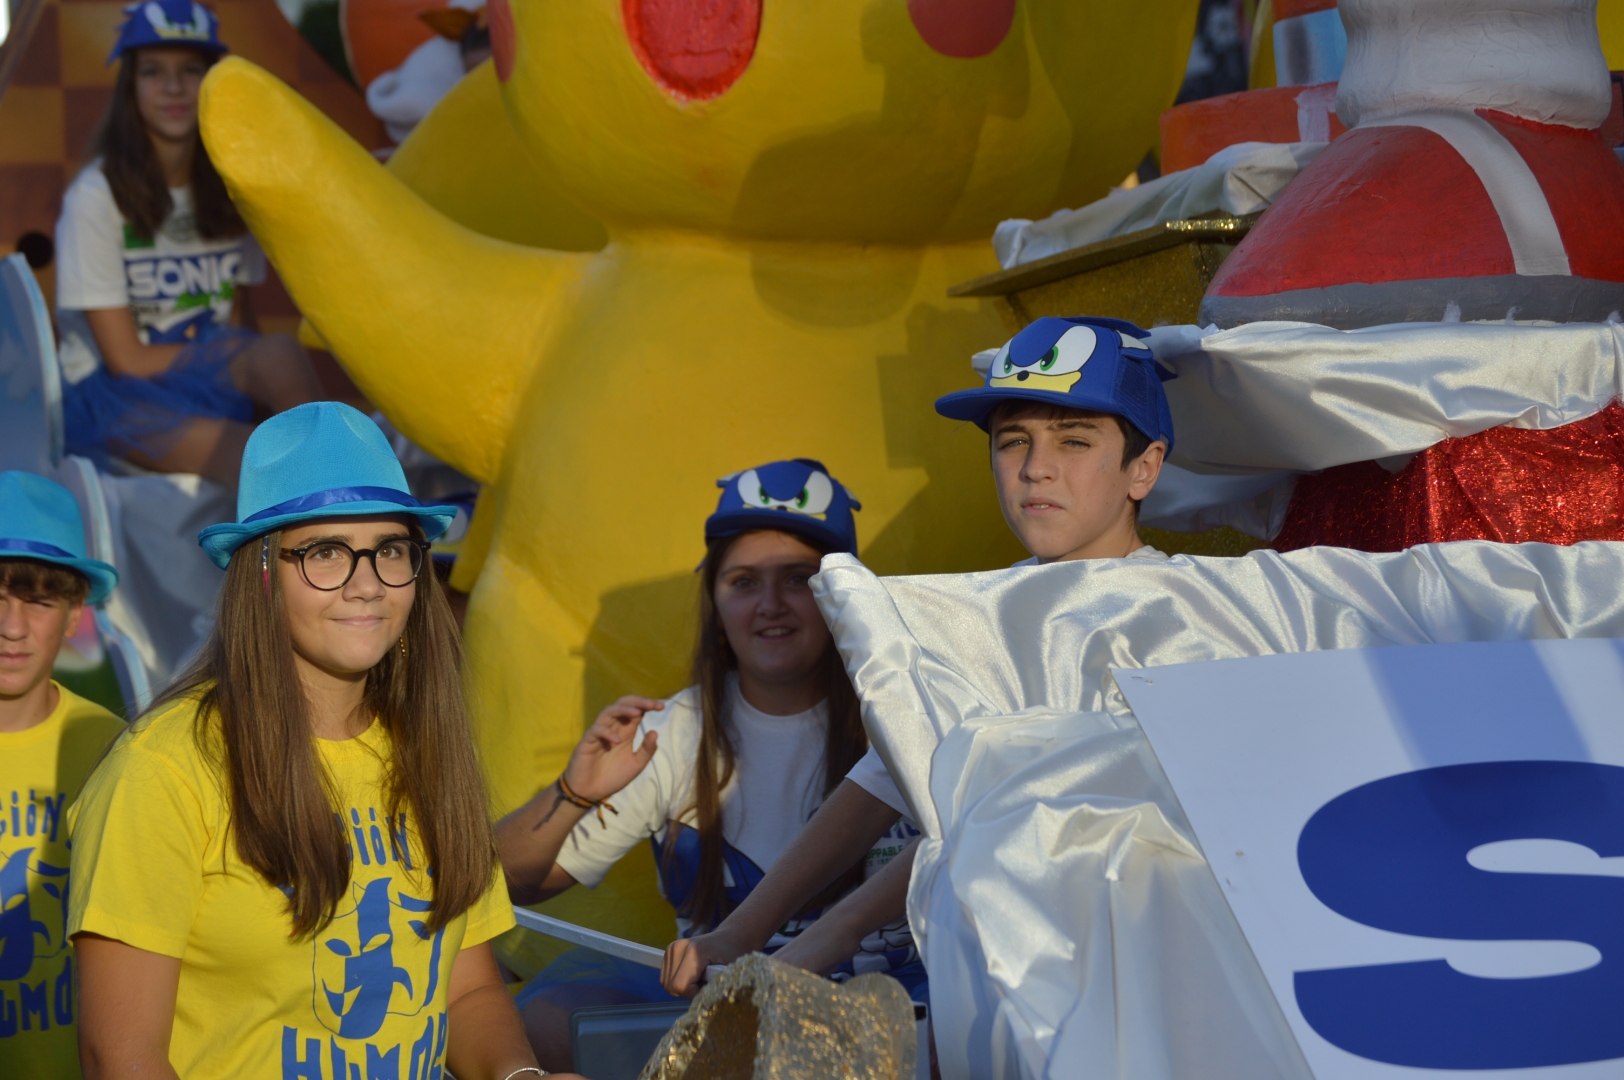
[{"xmin": 1115, "ymin": 639, "xmax": 1624, "ymax": 1080}]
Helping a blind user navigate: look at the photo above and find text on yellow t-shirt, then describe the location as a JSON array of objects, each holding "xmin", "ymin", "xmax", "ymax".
[
  {"xmin": 68, "ymin": 694, "xmax": 514, "ymax": 1080},
  {"xmin": 0, "ymin": 682, "xmax": 124, "ymax": 1080}
]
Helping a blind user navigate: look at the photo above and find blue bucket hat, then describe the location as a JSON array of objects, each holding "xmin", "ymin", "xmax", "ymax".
[
  {"xmin": 934, "ymin": 316, "xmax": 1176, "ymax": 451},
  {"xmin": 198, "ymin": 402, "xmax": 458, "ymax": 569},
  {"xmin": 0, "ymin": 471, "xmax": 119, "ymax": 605},
  {"xmin": 108, "ymin": 0, "xmax": 228, "ymax": 65},
  {"xmin": 705, "ymin": 458, "xmax": 861, "ymax": 555}
]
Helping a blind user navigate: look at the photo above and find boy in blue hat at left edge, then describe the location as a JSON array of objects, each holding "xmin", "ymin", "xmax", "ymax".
[{"xmin": 0, "ymin": 471, "xmax": 126, "ymax": 1080}]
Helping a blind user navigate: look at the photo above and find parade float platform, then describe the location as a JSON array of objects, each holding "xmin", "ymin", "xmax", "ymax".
[{"xmin": 948, "ymin": 212, "xmax": 1257, "ymax": 335}]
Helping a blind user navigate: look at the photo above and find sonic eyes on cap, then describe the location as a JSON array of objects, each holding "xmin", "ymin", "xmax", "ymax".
[{"xmin": 757, "ymin": 487, "xmax": 810, "ymax": 508}]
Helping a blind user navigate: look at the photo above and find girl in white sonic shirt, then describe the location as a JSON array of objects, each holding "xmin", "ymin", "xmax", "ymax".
[
  {"xmin": 496, "ymin": 458, "xmax": 924, "ymax": 1073},
  {"xmin": 54, "ymin": 0, "xmax": 322, "ymax": 487}
]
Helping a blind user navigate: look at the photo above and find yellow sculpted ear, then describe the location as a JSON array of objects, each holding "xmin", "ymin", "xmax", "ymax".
[
  {"xmin": 388, "ymin": 61, "xmax": 608, "ymax": 254},
  {"xmin": 200, "ymin": 57, "xmax": 590, "ymax": 483}
]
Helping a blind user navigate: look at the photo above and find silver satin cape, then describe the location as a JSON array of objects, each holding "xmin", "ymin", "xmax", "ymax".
[
  {"xmin": 1115, "ymin": 319, "xmax": 1624, "ymax": 539},
  {"xmin": 811, "ymin": 541, "xmax": 1624, "ymax": 1080}
]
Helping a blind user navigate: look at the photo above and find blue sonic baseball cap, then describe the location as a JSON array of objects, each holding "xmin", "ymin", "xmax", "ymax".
[
  {"xmin": 198, "ymin": 402, "xmax": 458, "ymax": 569},
  {"xmin": 0, "ymin": 471, "xmax": 119, "ymax": 605},
  {"xmin": 934, "ymin": 316, "xmax": 1176, "ymax": 451},
  {"xmin": 705, "ymin": 458, "xmax": 861, "ymax": 555},
  {"xmin": 108, "ymin": 0, "xmax": 228, "ymax": 65}
]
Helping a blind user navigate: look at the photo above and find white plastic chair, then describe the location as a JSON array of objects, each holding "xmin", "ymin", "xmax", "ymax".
[{"xmin": 0, "ymin": 252, "xmax": 228, "ymax": 713}]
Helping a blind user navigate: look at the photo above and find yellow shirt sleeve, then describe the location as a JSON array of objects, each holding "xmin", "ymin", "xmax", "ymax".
[
  {"xmin": 68, "ymin": 738, "xmax": 212, "ymax": 959},
  {"xmin": 54, "ymin": 683, "xmax": 126, "ymax": 797},
  {"xmin": 459, "ymin": 865, "xmax": 516, "ymax": 950}
]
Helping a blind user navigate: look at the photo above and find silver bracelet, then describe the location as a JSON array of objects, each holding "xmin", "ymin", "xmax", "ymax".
[{"xmin": 501, "ymin": 1069, "xmax": 547, "ymax": 1080}]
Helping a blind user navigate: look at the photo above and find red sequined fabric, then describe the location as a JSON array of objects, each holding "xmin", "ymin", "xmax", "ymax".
[{"xmin": 1274, "ymin": 402, "xmax": 1624, "ymax": 552}]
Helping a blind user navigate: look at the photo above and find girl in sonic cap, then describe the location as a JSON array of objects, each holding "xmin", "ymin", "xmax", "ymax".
[
  {"xmin": 68, "ymin": 403, "xmax": 568, "ymax": 1080},
  {"xmin": 53, "ymin": 0, "xmax": 323, "ymax": 488},
  {"xmin": 496, "ymin": 458, "xmax": 924, "ymax": 1071}
]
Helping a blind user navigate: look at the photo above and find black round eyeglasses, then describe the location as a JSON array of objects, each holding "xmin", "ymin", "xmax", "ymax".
[{"xmin": 280, "ymin": 539, "xmax": 430, "ymax": 591}]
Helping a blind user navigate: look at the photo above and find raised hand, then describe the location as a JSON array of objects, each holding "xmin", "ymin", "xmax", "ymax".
[{"xmin": 559, "ymin": 696, "xmax": 663, "ymax": 804}]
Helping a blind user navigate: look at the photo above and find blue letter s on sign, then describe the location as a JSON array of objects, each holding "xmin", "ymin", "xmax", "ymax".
[{"xmin": 1294, "ymin": 761, "xmax": 1624, "ymax": 1069}]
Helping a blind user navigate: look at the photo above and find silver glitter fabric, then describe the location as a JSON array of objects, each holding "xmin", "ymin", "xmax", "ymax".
[{"xmin": 638, "ymin": 953, "xmax": 916, "ymax": 1080}]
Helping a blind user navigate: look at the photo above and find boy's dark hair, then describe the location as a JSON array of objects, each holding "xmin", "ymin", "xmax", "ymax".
[
  {"xmin": 987, "ymin": 401, "xmax": 1154, "ymax": 468},
  {"xmin": 0, "ymin": 558, "xmax": 91, "ymax": 606}
]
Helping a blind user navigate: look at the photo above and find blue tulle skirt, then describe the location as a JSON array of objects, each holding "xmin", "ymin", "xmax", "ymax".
[{"xmin": 63, "ymin": 329, "xmax": 255, "ymax": 469}]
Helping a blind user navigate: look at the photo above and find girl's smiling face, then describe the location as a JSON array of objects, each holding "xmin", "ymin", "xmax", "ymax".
[
  {"xmin": 278, "ymin": 516, "xmax": 417, "ymax": 682},
  {"xmin": 133, "ymin": 46, "xmax": 209, "ymax": 144},
  {"xmin": 712, "ymin": 529, "xmax": 830, "ymax": 701}
]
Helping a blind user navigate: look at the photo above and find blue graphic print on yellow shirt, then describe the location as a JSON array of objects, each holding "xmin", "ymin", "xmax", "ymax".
[
  {"xmin": 0, "ymin": 842, "xmax": 69, "ymax": 980},
  {"xmin": 0, "ymin": 839, "xmax": 71, "ymax": 1032},
  {"xmin": 69, "ymin": 705, "xmax": 513, "ymax": 1080},
  {"xmin": 1, "ymin": 684, "xmax": 125, "ymax": 1080},
  {"xmin": 283, "ymin": 806, "xmax": 453, "ymax": 1080}
]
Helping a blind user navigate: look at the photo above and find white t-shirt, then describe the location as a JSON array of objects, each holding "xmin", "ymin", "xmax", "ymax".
[
  {"xmin": 54, "ymin": 164, "xmax": 265, "ymax": 383},
  {"xmin": 556, "ymin": 680, "xmax": 919, "ymax": 968},
  {"xmin": 847, "ymin": 544, "xmax": 1172, "ymax": 815}
]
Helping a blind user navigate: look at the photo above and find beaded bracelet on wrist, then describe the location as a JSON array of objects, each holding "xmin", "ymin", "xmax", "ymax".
[{"xmin": 557, "ymin": 773, "xmax": 619, "ymax": 829}]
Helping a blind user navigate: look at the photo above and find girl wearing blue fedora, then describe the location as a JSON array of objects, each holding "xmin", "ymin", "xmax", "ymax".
[
  {"xmin": 67, "ymin": 404, "xmax": 563, "ymax": 1080},
  {"xmin": 54, "ymin": 0, "xmax": 322, "ymax": 486},
  {"xmin": 495, "ymin": 458, "xmax": 923, "ymax": 1071}
]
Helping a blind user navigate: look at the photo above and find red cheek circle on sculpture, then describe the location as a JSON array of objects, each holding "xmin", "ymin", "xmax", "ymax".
[
  {"xmin": 622, "ymin": 0, "xmax": 762, "ymax": 102},
  {"xmin": 489, "ymin": 0, "xmax": 516, "ymax": 81},
  {"xmin": 907, "ymin": 0, "xmax": 1015, "ymax": 58}
]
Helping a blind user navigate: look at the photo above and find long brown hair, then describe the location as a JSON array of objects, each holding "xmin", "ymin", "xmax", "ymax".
[
  {"xmin": 152, "ymin": 526, "xmax": 495, "ymax": 938},
  {"xmin": 88, "ymin": 48, "xmax": 245, "ymax": 241},
  {"xmin": 672, "ymin": 530, "xmax": 869, "ymax": 929}
]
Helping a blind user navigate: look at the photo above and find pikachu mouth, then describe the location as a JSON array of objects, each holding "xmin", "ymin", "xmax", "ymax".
[
  {"xmin": 624, "ymin": 0, "xmax": 762, "ymax": 102},
  {"xmin": 989, "ymin": 370, "xmax": 1082, "ymax": 392}
]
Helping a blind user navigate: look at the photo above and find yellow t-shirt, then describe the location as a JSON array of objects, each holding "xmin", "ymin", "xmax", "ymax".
[
  {"xmin": 0, "ymin": 682, "xmax": 124, "ymax": 1080},
  {"xmin": 68, "ymin": 695, "xmax": 514, "ymax": 1080}
]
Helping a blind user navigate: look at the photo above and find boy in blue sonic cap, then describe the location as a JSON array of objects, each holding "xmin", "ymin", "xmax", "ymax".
[
  {"xmin": 935, "ymin": 315, "xmax": 1173, "ymax": 565},
  {"xmin": 0, "ymin": 472, "xmax": 126, "ymax": 1079}
]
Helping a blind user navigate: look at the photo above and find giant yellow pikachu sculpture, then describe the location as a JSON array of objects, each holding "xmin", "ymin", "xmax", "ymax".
[{"xmin": 200, "ymin": 0, "xmax": 1195, "ymax": 940}]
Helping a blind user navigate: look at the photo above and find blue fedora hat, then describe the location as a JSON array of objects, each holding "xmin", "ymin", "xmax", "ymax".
[
  {"xmin": 935, "ymin": 316, "xmax": 1176, "ymax": 450},
  {"xmin": 705, "ymin": 458, "xmax": 861, "ymax": 555},
  {"xmin": 0, "ymin": 471, "xmax": 119, "ymax": 604},
  {"xmin": 198, "ymin": 402, "xmax": 458, "ymax": 569},
  {"xmin": 108, "ymin": 0, "xmax": 228, "ymax": 65}
]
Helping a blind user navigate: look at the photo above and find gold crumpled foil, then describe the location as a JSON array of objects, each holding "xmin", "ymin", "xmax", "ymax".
[{"xmin": 637, "ymin": 953, "xmax": 916, "ymax": 1079}]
